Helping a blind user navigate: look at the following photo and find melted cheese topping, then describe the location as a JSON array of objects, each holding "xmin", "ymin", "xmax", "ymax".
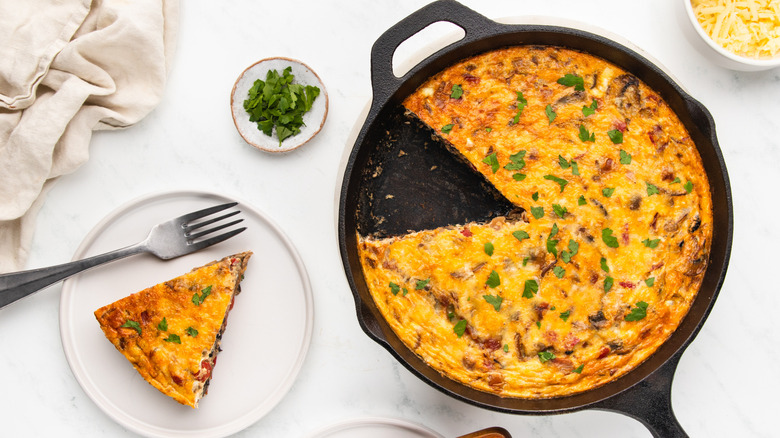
[
  {"xmin": 359, "ymin": 46, "xmax": 712, "ymax": 398},
  {"xmin": 94, "ymin": 252, "xmax": 251, "ymax": 408},
  {"xmin": 692, "ymin": 0, "xmax": 780, "ymax": 58}
]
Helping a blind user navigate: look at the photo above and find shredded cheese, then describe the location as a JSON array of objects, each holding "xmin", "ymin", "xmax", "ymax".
[{"xmin": 691, "ymin": 0, "xmax": 780, "ymax": 59}]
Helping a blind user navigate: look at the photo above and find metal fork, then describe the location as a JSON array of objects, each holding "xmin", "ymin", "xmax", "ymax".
[{"xmin": 0, "ymin": 202, "xmax": 246, "ymax": 309}]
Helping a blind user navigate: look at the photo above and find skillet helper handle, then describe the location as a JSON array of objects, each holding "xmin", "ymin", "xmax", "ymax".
[
  {"xmin": 370, "ymin": 0, "xmax": 495, "ymax": 104},
  {"xmin": 596, "ymin": 351, "xmax": 689, "ymax": 438}
]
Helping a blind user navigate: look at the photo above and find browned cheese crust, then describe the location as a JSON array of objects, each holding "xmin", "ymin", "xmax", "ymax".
[
  {"xmin": 94, "ymin": 252, "xmax": 252, "ymax": 408},
  {"xmin": 358, "ymin": 46, "xmax": 712, "ymax": 398}
]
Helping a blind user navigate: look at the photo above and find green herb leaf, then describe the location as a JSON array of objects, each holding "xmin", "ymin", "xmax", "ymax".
[
  {"xmin": 602, "ymin": 228, "xmax": 619, "ymax": 248},
  {"xmin": 512, "ymin": 173, "xmax": 527, "ymax": 181},
  {"xmin": 646, "ymin": 182, "xmax": 660, "ymax": 196},
  {"xmin": 536, "ymin": 321, "xmax": 542, "ymax": 328},
  {"xmin": 684, "ymin": 180, "xmax": 694, "ymax": 193},
  {"xmin": 522, "ymin": 257, "xmax": 529, "ymax": 266},
  {"xmin": 553, "ymin": 266, "xmax": 565, "ymax": 278},
  {"xmin": 547, "ymin": 236, "xmax": 559, "ymax": 258},
  {"xmin": 602, "ymin": 187, "xmax": 615, "ymax": 198},
  {"xmin": 485, "ymin": 127, "xmax": 492, "ymax": 132},
  {"xmin": 121, "ymin": 320, "xmax": 142, "ymax": 335},
  {"xmin": 163, "ymin": 334, "xmax": 181, "ymax": 344},
  {"xmin": 482, "ymin": 152, "xmax": 499, "ymax": 173},
  {"xmin": 185, "ymin": 327, "xmax": 198, "ymax": 337},
  {"xmin": 552, "ymin": 203, "xmax": 568, "ymax": 218},
  {"xmin": 486, "ymin": 270, "xmax": 501, "ymax": 288},
  {"xmin": 532, "ymin": 192, "xmax": 539, "ymax": 201},
  {"xmin": 544, "ymin": 174, "xmax": 568, "ymax": 193},
  {"xmin": 403, "ymin": 287, "xmax": 409, "ymax": 296},
  {"xmin": 571, "ymin": 161, "xmax": 580, "ymax": 176},
  {"xmin": 600, "ymin": 257, "xmax": 610, "ymax": 272},
  {"xmin": 157, "ymin": 317, "xmax": 168, "ymax": 332},
  {"xmin": 523, "ymin": 279, "xmax": 539, "ymax": 298},
  {"xmin": 504, "ymin": 150, "xmax": 526, "ymax": 171},
  {"xmin": 441, "ymin": 123, "xmax": 454, "ymax": 134},
  {"xmin": 557, "ymin": 74, "xmax": 585, "ymax": 91},
  {"xmin": 608, "ymin": 129, "xmax": 624, "ymax": 144},
  {"xmin": 582, "ymin": 99, "xmax": 598, "ymax": 116},
  {"xmin": 558, "ymin": 155, "xmax": 571, "ymax": 169},
  {"xmin": 645, "ymin": 277, "xmax": 655, "ymax": 287},
  {"xmin": 484, "ymin": 242, "xmax": 494, "ymax": 256},
  {"xmin": 560, "ymin": 240, "xmax": 579, "ymax": 264},
  {"xmin": 389, "ymin": 282, "xmax": 400, "ymax": 296},
  {"xmin": 578, "ymin": 195, "xmax": 587, "ymax": 206},
  {"xmin": 604, "ymin": 276, "xmax": 614, "ymax": 292},
  {"xmin": 573, "ymin": 364, "xmax": 584, "ymax": 374},
  {"xmin": 642, "ymin": 238, "xmax": 661, "ymax": 248},
  {"xmin": 578, "ymin": 125, "xmax": 595, "ymax": 142},
  {"xmin": 192, "ymin": 285, "xmax": 212, "ymax": 306},
  {"xmin": 415, "ymin": 279, "xmax": 430, "ymax": 290},
  {"xmin": 672, "ymin": 177, "xmax": 681, "ymax": 184},
  {"xmin": 619, "ymin": 149, "xmax": 632, "ymax": 164},
  {"xmin": 625, "ymin": 301, "xmax": 649, "ymax": 321},
  {"xmin": 513, "ymin": 230, "xmax": 530, "ymax": 241},
  {"xmin": 550, "ymin": 223, "xmax": 560, "ymax": 237},
  {"xmin": 512, "ymin": 91, "xmax": 528, "ymax": 124},
  {"xmin": 450, "ymin": 84, "xmax": 463, "ymax": 99},
  {"xmin": 503, "ymin": 344, "xmax": 509, "ymax": 353},
  {"xmin": 546, "ymin": 104, "xmax": 557, "ymax": 124},
  {"xmin": 453, "ymin": 319, "xmax": 468, "ymax": 337},
  {"xmin": 531, "ymin": 206, "xmax": 545, "ymax": 219},
  {"xmin": 483, "ymin": 294, "xmax": 503, "ymax": 311},
  {"xmin": 538, "ymin": 351, "xmax": 556, "ymax": 363},
  {"xmin": 559, "ymin": 310, "xmax": 571, "ymax": 321}
]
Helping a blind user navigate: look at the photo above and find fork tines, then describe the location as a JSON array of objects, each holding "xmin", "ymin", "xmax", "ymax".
[{"xmin": 182, "ymin": 202, "xmax": 246, "ymax": 246}]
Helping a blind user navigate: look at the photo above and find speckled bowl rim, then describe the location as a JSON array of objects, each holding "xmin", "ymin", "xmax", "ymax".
[
  {"xmin": 230, "ymin": 57, "xmax": 329, "ymax": 153},
  {"xmin": 682, "ymin": 0, "xmax": 780, "ymax": 69}
]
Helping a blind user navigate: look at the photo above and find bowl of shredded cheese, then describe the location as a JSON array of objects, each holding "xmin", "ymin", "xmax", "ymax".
[{"xmin": 682, "ymin": 0, "xmax": 780, "ymax": 70}]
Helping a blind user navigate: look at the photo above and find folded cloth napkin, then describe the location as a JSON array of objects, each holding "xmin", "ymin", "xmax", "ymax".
[{"xmin": 0, "ymin": 0, "xmax": 179, "ymax": 272}]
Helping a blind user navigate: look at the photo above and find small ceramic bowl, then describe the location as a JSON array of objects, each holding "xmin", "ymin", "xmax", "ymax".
[
  {"xmin": 680, "ymin": 0, "xmax": 780, "ymax": 71},
  {"xmin": 231, "ymin": 57, "xmax": 328, "ymax": 152}
]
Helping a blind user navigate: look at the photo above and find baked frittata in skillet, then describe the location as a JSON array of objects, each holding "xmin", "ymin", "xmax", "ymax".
[{"xmin": 358, "ymin": 46, "xmax": 711, "ymax": 398}]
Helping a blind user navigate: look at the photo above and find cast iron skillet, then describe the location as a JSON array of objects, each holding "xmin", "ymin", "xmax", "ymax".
[{"xmin": 338, "ymin": 1, "xmax": 733, "ymax": 436}]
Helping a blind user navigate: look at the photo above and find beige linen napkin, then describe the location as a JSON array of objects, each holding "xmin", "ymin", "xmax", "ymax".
[{"xmin": 0, "ymin": 0, "xmax": 179, "ymax": 272}]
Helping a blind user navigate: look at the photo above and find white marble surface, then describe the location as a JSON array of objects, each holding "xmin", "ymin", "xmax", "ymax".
[{"xmin": 2, "ymin": 0, "xmax": 778, "ymax": 436}]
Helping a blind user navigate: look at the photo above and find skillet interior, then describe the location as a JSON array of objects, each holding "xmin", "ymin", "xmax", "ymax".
[{"xmin": 338, "ymin": 3, "xmax": 732, "ymax": 415}]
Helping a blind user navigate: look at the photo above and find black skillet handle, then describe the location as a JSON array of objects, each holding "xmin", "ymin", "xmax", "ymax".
[
  {"xmin": 595, "ymin": 350, "xmax": 689, "ymax": 438},
  {"xmin": 369, "ymin": 0, "xmax": 495, "ymax": 105}
]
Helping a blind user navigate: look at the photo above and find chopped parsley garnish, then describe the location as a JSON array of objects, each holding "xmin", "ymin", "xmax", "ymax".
[
  {"xmin": 546, "ymin": 234, "xmax": 559, "ymax": 258},
  {"xmin": 530, "ymin": 206, "xmax": 545, "ymax": 219},
  {"xmin": 600, "ymin": 257, "xmax": 609, "ymax": 272},
  {"xmin": 642, "ymin": 238, "xmax": 661, "ymax": 248},
  {"xmin": 512, "ymin": 91, "xmax": 528, "ymax": 124},
  {"xmin": 602, "ymin": 187, "xmax": 615, "ymax": 198},
  {"xmin": 608, "ymin": 129, "xmax": 624, "ymax": 144},
  {"xmin": 672, "ymin": 177, "xmax": 681, "ymax": 184},
  {"xmin": 389, "ymin": 282, "xmax": 401, "ymax": 295},
  {"xmin": 157, "ymin": 317, "xmax": 168, "ymax": 331},
  {"xmin": 552, "ymin": 203, "xmax": 568, "ymax": 218},
  {"xmin": 523, "ymin": 279, "xmax": 539, "ymax": 298},
  {"xmin": 532, "ymin": 192, "xmax": 539, "ymax": 201},
  {"xmin": 415, "ymin": 279, "xmax": 430, "ymax": 290},
  {"xmin": 192, "ymin": 285, "xmax": 212, "ymax": 306},
  {"xmin": 503, "ymin": 344, "xmax": 509, "ymax": 353},
  {"xmin": 544, "ymin": 174, "xmax": 568, "ymax": 192},
  {"xmin": 604, "ymin": 275, "xmax": 614, "ymax": 292},
  {"xmin": 558, "ymin": 155, "xmax": 571, "ymax": 169},
  {"xmin": 512, "ymin": 173, "xmax": 527, "ymax": 181},
  {"xmin": 553, "ymin": 266, "xmax": 565, "ymax": 278},
  {"xmin": 625, "ymin": 301, "xmax": 649, "ymax": 321},
  {"xmin": 504, "ymin": 150, "xmax": 526, "ymax": 171},
  {"xmin": 512, "ymin": 230, "xmax": 530, "ymax": 241},
  {"xmin": 646, "ymin": 182, "xmax": 660, "ymax": 196},
  {"xmin": 560, "ymin": 239, "xmax": 579, "ymax": 263},
  {"xmin": 486, "ymin": 270, "xmax": 501, "ymax": 288},
  {"xmin": 484, "ymin": 242, "xmax": 494, "ymax": 256},
  {"xmin": 483, "ymin": 294, "xmax": 503, "ymax": 311},
  {"xmin": 578, "ymin": 125, "xmax": 595, "ymax": 142},
  {"xmin": 545, "ymin": 104, "xmax": 557, "ymax": 124},
  {"xmin": 684, "ymin": 180, "xmax": 694, "ymax": 193},
  {"xmin": 571, "ymin": 161, "xmax": 580, "ymax": 176},
  {"xmin": 121, "ymin": 320, "xmax": 142, "ymax": 335},
  {"xmin": 550, "ymin": 223, "xmax": 560, "ymax": 238},
  {"xmin": 522, "ymin": 257, "xmax": 529, "ymax": 266},
  {"xmin": 557, "ymin": 73, "xmax": 585, "ymax": 91},
  {"xmin": 486, "ymin": 127, "xmax": 492, "ymax": 132},
  {"xmin": 582, "ymin": 99, "xmax": 597, "ymax": 116},
  {"xmin": 243, "ymin": 66, "xmax": 321, "ymax": 146},
  {"xmin": 450, "ymin": 84, "xmax": 463, "ymax": 99},
  {"xmin": 619, "ymin": 149, "xmax": 632, "ymax": 164},
  {"xmin": 185, "ymin": 327, "xmax": 198, "ymax": 337},
  {"xmin": 573, "ymin": 364, "xmax": 584, "ymax": 374},
  {"xmin": 578, "ymin": 195, "xmax": 587, "ymax": 206},
  {"xmin": 538, "ymin": 351, "xmax": 556, "ymax": 363},
  {"xmin": 441, "ymin": 123, "xmax": 454, "ymax": 134},
  {"xmin": 482, "ymin": 152, "xmax": 499, "ymax": 173},
  {"xmin": 403, "ymin": 288, "xmax": 409, "ymax": 296},
  {"xmin": 453, "ymin": 319, "xmax": 468, "ymax": 337},
  {"xmin": 559, "ymin": 310, "xmax": 571, "ymax": 322},
  {"xmin": 645, "ymin": 277, "xmax": 656, "ymax": 287},
  {"xmin": 163, "ymin": 334, "xmax": 181, "ymax": 344},
  {"xmin": 602, "ymin": 228, "xmax": 619, "ymax": 248}
]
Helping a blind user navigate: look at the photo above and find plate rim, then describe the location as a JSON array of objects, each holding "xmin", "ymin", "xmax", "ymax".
[
  {"xmin": 59, "ymin": 189, "xmax": 314, "ymax": 438},
  {"xmin": 304, "ymin": 416, "xmax": 445, "ymax": 438}
]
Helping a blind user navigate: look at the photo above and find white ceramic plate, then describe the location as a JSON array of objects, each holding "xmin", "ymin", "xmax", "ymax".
[
  {"xmin": 305, "ymin": 417, "xmax": 444, "ymax": 438},
  {"xmin": 231, "ymin": 57, "xmax": 328, "ymax": 153},
  {"xmin": 60, "ymin": 190, "xmax": 314, "ymax": 438}
]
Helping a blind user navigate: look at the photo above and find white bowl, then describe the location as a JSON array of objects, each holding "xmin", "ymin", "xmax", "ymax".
[
  {"xmin": 680, "ymin": 0, "xmax": 780, "ymax": 71},
  {"xmin": 231, "ymin": 57, "xmax": 328, "ymax": 152}
]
